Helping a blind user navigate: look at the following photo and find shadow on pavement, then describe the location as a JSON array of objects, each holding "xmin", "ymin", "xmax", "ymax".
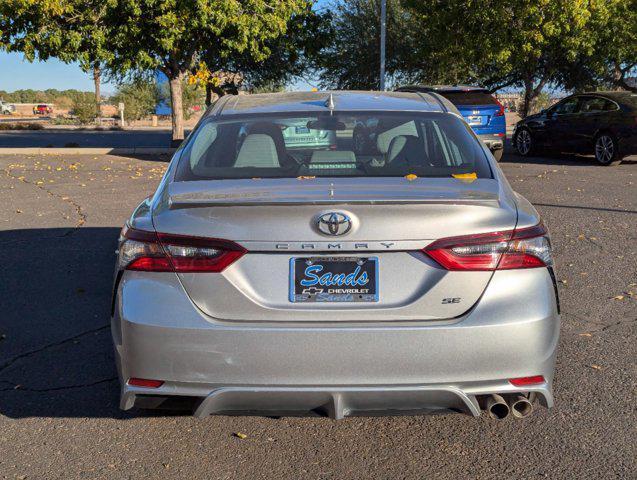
[
  {"xmin": 501, "ymin": 144, "xmax": 637, "ymax": 167},
  {"xmin": 0, "ymin": 227, "xmax": 125, "ymax": 419}
]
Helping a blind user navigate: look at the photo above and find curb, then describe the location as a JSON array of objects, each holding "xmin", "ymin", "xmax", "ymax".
[{"xmin": 0, "ymin": 147, "xmax": 175, "ymax": 155}]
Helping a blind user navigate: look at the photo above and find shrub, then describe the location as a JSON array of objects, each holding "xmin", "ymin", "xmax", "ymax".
[
  {"xmin": 72, "ymin": 97, "xmax": 97, "ymax": 124},
  {"xmin": 111, "ymin": 79, "xmax": 160, "ymax": 122},
  {"xmin": 0, "ymin": 122, "xmax": 44, "ymax": 130}
]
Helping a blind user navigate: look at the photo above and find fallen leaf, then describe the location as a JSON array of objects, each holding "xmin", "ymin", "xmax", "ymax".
[
  {"xmin": 579, "ymin": 333, "xmax": 592, "ymax": 337},
  {"xmin": 612, "ymin": 295, "xmax": 624, "ymax": 301},
  {"xmin": 589, "ymin": 364, "xmax": 602, "ymax": 370},
  {"xmin": 234, "ymin": 432, "xmax": 248, "ymax": 439}
]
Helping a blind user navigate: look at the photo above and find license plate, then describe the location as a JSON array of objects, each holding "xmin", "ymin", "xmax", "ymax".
[
  {"xmin": 290, "ymin": 257, "xmax": 378, "ymax": 303},
  {"xmin": 467, "ymin": 115, "xmax": 482, "ymax": 125}
]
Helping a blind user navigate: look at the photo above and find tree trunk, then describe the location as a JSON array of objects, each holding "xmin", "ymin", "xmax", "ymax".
[
  {"xmin": 521, "ymin": 78, "xmax": 533, "ymax": 118},
  {"xmin": 205, "ymin": 84, "xmax": 213, "ymax": 107},
  {"xmin": 168, "ymin": 72, "xmax": 185, "ymax": 145},
  {"xmin": 93, "ymin": 64, "xmax": 101, "ymax": 117},
  {"xmin": 520, "ymin": 76, "xmax": 548, "ymax": 118}
]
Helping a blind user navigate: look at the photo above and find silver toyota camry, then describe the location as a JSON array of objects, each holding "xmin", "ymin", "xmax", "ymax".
[{"xmin": 112, "ymin": 91, "xmax": 560, "ymax": 420}]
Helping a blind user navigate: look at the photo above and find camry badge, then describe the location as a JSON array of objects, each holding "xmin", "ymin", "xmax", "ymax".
[{"xmin": 316, "ymin": 212, "xmax": 352, "ymax": 236}]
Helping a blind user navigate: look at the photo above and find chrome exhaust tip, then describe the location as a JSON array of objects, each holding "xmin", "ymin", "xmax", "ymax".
[
  {"xmin": 508, "ymin": 394, "xmax": 534, "ymax": 418},
  {"xmin": 485, "ymin": 394, "xmax": 509, "ymax": 420}
]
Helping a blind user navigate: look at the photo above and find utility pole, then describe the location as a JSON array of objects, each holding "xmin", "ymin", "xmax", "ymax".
[{"xmin": 379, "ymin": 0, "xmax": 386, "ymax": 91}]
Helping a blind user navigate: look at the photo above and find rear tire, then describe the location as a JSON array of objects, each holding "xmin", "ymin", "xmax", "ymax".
[
  {"xmin": 514, "ymin": 128, "xmax": 534, "ymax": 157},
  {"xmin": 491, "ymin": 148, "xmax": 504, "ymax": 162},
  {"xmin": 594, "ymin": 133, "xmax": 622, "ymax": 166}
]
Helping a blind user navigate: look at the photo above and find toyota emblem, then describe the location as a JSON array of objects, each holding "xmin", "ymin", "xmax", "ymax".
[{"xmin": 316, "ymin": 212, "xmax": 352, "ymax": 236}]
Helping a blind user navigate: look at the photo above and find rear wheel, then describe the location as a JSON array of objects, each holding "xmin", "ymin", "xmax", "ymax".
[
  {"xmin": 514, "ymin": 128, "xmax": 534, "ymax": 156},
  {"xmin": 594, "ymin": 133, "xmax": 622, "ymax": 166}
]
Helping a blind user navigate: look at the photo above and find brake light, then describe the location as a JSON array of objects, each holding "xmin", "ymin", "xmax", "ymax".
[
  {"xmin": 424, "ymin": 224, "xmax": 552, "ymax": 271},
  {"xmin": 494, "ymin": 99, "xmax": 505, "ymax": 117},
  {"xmin": 117, "ymin": 226, "xmax": 246, "ymax": 273}
]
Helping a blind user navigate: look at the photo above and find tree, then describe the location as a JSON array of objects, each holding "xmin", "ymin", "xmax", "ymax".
[
  {"xmin": 402, "ymin": 0, "xmax": 604, "ymax": 117},
  {"xmin": 105, "ymin": 0, "xmax": 309, "ymax": 144},
  {"xmin": 0, "ymin": 0, "xmax": 112, "ymax": 115},
  {"xmin": 556, "ymin": 0, "xmax": 637, "ymax": 92},
  {"xmin": 192, "ymin": 5, "xmax": 332, "ymax": 104},
  {"xmin": 313, "ymin": 0, "xmax": 410, "ymax": 90}
]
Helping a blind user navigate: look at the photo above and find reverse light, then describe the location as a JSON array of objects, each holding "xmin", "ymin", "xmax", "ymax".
[
  {"xmin": 117, "ymin": 226, "xmax": 246, "ymax": 273},
  {"xmin": 127, "ymin": 378, "xmax": 164, "ymax": 388},
  {"xmin": 509, "ymin": 375, "xmax": 545, "ymax": 387},
  {"xmin": 424, "ymin": 224, "xmax": 552, "ymax": 271}
]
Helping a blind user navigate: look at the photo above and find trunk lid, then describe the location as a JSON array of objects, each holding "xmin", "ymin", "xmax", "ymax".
[{"xmin": 153, "ymin": 177, "xmax": 517, "ymax": 322}]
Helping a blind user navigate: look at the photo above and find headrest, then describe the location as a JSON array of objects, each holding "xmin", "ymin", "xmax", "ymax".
[{"xmin": 235, "ymin": 134, "xmax": 280, "ymax": 168}]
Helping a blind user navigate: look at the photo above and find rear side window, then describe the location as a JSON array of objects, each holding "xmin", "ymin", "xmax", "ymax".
[
  {"xmin": 580, "ymin": 97, "xmax": 613, "ymax": 113},
  {"xmin": 175, "ymin": 111, "xmax": 492, "ymax": 181},
  {"xmin": 436, "ymin": 91, "xmax": 498, "ymax": 106},
  {"xmin": 553, "ymin": 97, "xmax": 580, "ymax": 115}
]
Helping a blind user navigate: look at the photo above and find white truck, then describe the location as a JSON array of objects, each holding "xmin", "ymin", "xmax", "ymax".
[{"xmin": 0, "ymin": 100, "xmax": 16, "ymax": 115}]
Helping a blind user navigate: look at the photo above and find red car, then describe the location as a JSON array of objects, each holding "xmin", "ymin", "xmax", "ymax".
[{"xmin": 33, "ymin": 104, "xmax": 53, "ymax": 115}]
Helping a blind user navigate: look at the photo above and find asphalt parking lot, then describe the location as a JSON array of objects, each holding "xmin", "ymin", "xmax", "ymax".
[{"xmin": 0, "ymin": 150, "xmax": 635, "ymax": 479}]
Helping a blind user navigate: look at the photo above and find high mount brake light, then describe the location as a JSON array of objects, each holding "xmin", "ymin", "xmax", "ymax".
[
  {"xmin": 424, "ymin": 224, "xmax": 552, "ymax": 271},
  {"xmin": 118, "ymin": 226, "xmax": 246, "ymax": 273}
]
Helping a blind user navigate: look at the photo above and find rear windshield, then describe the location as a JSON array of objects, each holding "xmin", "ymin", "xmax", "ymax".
[
  {"xmin": 436, "ymin": 91, "xmax": 498, "ymax": 106},
  {"xmin": 175, "ymin": 111, "xmax": 492, "ymax": 181}
]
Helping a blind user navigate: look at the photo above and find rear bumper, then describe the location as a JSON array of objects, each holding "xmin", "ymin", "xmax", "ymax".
[
  {"xmin": 112, "ymin": 268, "xmax": 560, "ymax": 418},
  {"xmin": 478, "ymin": 133, "xmax": 505, "ymax": 150}
]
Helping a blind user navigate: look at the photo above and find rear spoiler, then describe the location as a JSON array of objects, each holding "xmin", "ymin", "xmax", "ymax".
[
  {"xmin": 168, "ymin": 195, "xmax": 501, "ymax": 209},
  {"xmin": 167, "ymin": 179, "xmax": 502, "ymax": 209}
]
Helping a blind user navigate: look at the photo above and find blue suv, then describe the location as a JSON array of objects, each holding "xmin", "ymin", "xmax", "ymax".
[{"xmin": 396, "ymin": 85, "xmax": 506, "ymax": 161}]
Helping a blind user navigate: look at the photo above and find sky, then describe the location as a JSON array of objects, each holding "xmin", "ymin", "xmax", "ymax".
[{"xmin": 0, "ymin": 52, "xmax": 118, "ymax": 93}]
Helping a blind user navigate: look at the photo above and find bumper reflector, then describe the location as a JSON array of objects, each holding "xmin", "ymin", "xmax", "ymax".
[
  {"xmin": 128, "ymin": 378, "xmax": 164, "ymax": 388},
  {"xmin": 509, "ymin": 375, "xmax": 545, "ymax": 386}
]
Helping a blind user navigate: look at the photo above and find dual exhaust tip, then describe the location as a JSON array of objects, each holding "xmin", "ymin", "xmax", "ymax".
[{"xmin": 484, "ymin": 393, "xmax": 533, "ymax": 420}]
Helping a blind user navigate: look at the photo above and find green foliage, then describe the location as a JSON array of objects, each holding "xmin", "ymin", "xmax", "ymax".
[
  {"xmin": 0, "ymin": 0, "xmax": 112, "ymax": 69},
  {"xmin": 0, "ymin": 89, "xmax": 94, "ymax": 105},
  {"xmin": 317, "ymin": 0, "xmax": 636, "ymax": 115},
  {"xmin": 104, "ymin": 0, "xmax": 310, "ymax": 139},
  {"xmin": 555, "ymin": 0, "xmax": 636, "ymax": 92},
  {"xmin": 72, "ymin": 96, "xmax": 97, "ymax": 124},
  {"xmin": 112, "ymin": 80, "xmax": 160, "ymax": 122},
  {"xmin": 313, "ymin": 0, "xmax": 409, "ymax": 89},
  {"xmin": 399, "ymin": 0, "xmax": 607, "ymax": 115},
  {"xmin": 201, "ymin": 5, "xmax": 332, "ymax": 94},
  {"xmin": 1, "ymin": 0, "xmax": 320, "ymax": 140}
]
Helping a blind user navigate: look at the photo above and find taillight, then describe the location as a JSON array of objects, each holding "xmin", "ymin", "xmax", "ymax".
[
  {"xmin": 424, "ymin": 224, "xmax": 552, "ymax": 271},
  {"xmin": 117, "ymin": 226, "xmax": 246, "ymax": 273},
  {"xmin": 494, "ymin": 99, "xmax": 505, "ymax": 117}
]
